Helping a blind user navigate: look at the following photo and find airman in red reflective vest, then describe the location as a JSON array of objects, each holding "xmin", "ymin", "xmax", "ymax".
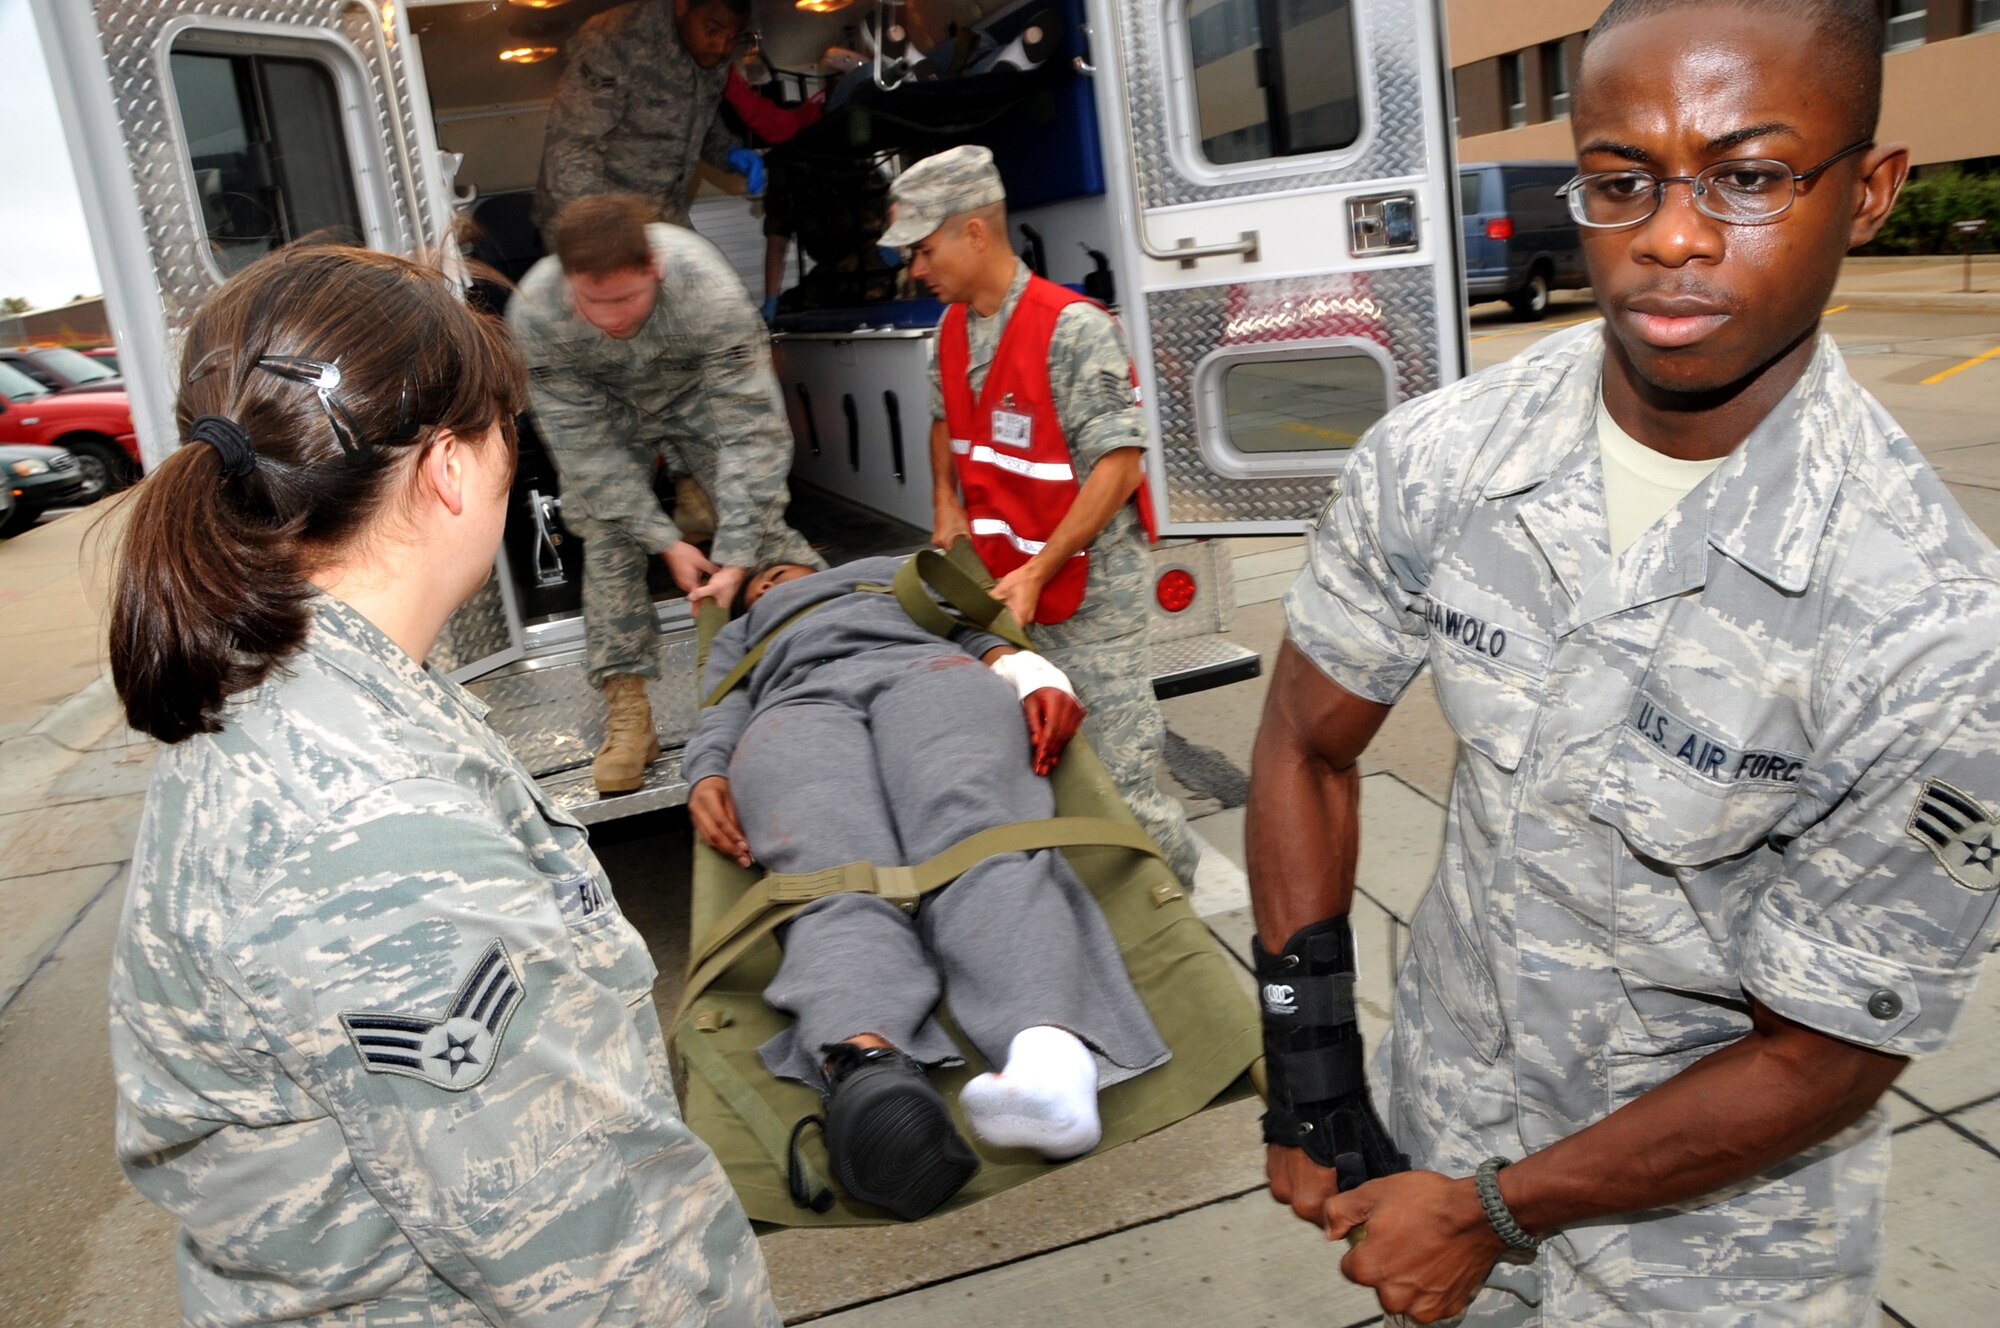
[{"xmin": 884, "ymin": 145, "xmax": 1198, "ymax": 886}]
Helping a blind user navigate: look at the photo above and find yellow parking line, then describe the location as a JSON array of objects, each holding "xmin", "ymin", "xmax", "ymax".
[
  {"xmin": 1470, "ymin": 312, "xmax": 1600, "ymax": 343},
  {"xmin": 1922, "ymin": 344, "xmax": 2000, "ymax": 386}
]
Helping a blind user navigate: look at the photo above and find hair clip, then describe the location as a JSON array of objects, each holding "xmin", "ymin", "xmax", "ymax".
[
  {"xmin": 392, "ymin": 366, "xmax": 421, "ymax": 444},
  {"xmin": 255, "ymin": 355, "xmax": 370, "ymax": 461}
]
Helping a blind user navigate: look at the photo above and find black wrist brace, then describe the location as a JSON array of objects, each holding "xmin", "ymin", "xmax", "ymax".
[{"xmin": 1254, "ymin": 916, "xmax": 1407, "ymax": 1184}]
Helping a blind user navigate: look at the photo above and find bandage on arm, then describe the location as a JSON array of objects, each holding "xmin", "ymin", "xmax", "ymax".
[{"xmin": 988, "ymin": 650, "xmax": 1076, "ymax": 702}]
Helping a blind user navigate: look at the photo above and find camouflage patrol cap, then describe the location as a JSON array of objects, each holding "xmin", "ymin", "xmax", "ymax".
[{"xmin": 878, "ymin": 145, "xmax": 1008, "ymax": 248}]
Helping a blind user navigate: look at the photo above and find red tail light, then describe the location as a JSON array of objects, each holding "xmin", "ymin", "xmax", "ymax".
[
  {"xmin": 1156, "ymin": 568, "xmax": 1197, "ymax": 614},
  {"xmin": 1485, "ymin": 217, "xmax": 1515, "ymax": 240}
]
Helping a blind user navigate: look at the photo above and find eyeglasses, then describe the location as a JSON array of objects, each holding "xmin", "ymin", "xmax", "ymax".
[{"xmin": 1556, "ymin": 139, "xmax": 1874, "ymax": 229}]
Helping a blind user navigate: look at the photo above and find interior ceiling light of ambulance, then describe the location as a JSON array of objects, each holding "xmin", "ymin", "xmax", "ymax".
[
  {"xmin": 499, "ymin": 43, "xmax": 560, "ymax": 61},
  {"xmin": 794, "ymin": 0, "xmax": 854, "ymax": 12}
]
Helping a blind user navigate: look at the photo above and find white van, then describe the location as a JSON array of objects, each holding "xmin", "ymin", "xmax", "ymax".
[{"xmin": 31, "ymin": 0, "xmax": 1464, "ymax": 822}]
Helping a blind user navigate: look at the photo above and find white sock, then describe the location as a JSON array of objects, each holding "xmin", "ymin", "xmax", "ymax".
[{"xmin": 960, "ymin": 1025, "xmax": 1102, "ymax": 1160}]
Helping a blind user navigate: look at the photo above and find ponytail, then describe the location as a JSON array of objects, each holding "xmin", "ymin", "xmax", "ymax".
[
  {"xmin": 108, "ymin": 244, "xmax": 526, "ymax": 744},
  {"xmin": 109, "ymin": 439, "xmax": 313, "ymax": 743}
]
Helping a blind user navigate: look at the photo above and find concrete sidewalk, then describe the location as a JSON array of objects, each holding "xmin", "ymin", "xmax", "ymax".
[
  {"xmin": 1506, "ymin": 254, "xmax": 2000, "ymax": 318},
  {"xmin": 1834, "ymin": 253, "xmax": 2000, "ymax": 309},
  {"xmin": 0, "ymin": 503, "xmax": 151, "ymax": 1017}
]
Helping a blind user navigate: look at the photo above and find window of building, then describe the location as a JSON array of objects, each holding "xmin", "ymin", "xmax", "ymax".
[
  {"xmin": 1542, "ymin": 40, "xmax": 1570, "ymax": 120},
  {"xmin": 1185, "ymin": 0, "xmax": 1362, "ymax": 166},
  {"xmin": 170, "ymin": 45, "xmax": 365, "ymax": 277},
  {"xmin": 1502, "ymin": 51, "xmax": 1527, "ymax": 129},
  {"xmin": 1217, "ymin": 353, "xmax": 1389, "ymax": 458},
  {"xmin": 1885, "ymin": 0, "xmax": 1928, "ymax": 49},
  {"xmin": 1976, "ymin": 0, "xmax": 2000, "ymax": 29}
]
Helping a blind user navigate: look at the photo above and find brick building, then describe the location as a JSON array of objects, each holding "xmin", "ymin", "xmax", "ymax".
[
  {"xmin": 1, "ymin": 296, "xmax": 110, "ymax": 347},
  {"xmin": 1448, "ymin": 0, "xmax": 2000, "ymax": 171}
]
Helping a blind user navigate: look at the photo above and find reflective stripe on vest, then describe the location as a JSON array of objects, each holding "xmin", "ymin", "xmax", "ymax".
[
  {"xmin": 971, "ymin": 516, "xmax": 1088, "ymax": 560},
  {"xmin": 955, "ymin": 441, "xmax": 1076, "ymax": 482},
  {"xmin": 939, "ymin": 274, "xmax": 1098, "ymax": 623}
]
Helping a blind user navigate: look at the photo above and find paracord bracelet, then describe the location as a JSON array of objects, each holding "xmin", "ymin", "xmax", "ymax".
[{"xmin": 1474, "ymin": 1157, "xmax": 1542, "ymax": 1252}]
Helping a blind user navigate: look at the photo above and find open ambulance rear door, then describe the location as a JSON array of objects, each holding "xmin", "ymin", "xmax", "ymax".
[
  {"xmin": 29, "ymin": 0, "xmax": 524, "ymax": 681},
  {"xmin": 1096, "ymin": 0, "xmax": 1465, "ymax": 533}
]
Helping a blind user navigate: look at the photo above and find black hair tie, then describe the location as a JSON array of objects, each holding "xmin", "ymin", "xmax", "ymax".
[{"xmin": 190, "ymin": 414, "xmax": 257, "ymax": 479}]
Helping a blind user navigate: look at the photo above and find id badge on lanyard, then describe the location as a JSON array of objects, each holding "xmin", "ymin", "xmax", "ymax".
[{"xmin": 991, "ymin": 393, "xmax": 1033, "ymax": 450}]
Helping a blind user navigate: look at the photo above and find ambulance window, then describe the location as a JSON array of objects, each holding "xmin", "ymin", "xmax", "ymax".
[
  {"xmin": 170, "ymin": 48, "xmax": 365, "ymax": 276},
  {"xmin": 1185, "ymin": 0, "xmax": 1361, "ymax": 165},
  {"xmin": 1220, "ymin": 353, "xmax": 1386, "ymax": 455}
]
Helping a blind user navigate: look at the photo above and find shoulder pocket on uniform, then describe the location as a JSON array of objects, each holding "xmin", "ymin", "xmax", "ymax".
[{"xmin": 1424, "ymin": 571, "xmax": 1552, "ymax": 773}]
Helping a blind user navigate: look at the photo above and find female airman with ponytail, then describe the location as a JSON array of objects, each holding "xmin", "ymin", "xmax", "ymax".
[{"xmin": 106, "ymin": 245, "xmax": 777, "ymax": 1327}]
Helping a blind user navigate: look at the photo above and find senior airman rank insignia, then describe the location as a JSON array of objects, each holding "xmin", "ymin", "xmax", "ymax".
[
  {"xmin": 341, "ymin": 939, "xmax": 524, "ymax": 1091},
  {"xmin": 1906, "ymin": 779, "xmax": 2000, "ymax": 892}
]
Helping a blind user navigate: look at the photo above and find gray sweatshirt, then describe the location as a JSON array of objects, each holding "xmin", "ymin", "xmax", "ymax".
[{"xmin": 683, "ymin": 555, "xmax": 1011, "ymax": 786}]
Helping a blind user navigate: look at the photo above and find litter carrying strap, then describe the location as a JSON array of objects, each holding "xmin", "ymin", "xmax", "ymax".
[
  {"xmin": 699, "ymin": 548, "xmax": 1008, "ymax": 710},
  {"xmin": 701, "ymin": 599, "xmax": 829, "ymax": 710},
  {"xmin": 891, "ymin": 546, "xmax": 1034, "ymax": 650},
  {"xmin": 677, "ymin": 816, "xmax": 1162, "ymax": 1025},
  {"xmin": 677, "ymin": 1023, "xmax": 835, "ymax": 1212}
]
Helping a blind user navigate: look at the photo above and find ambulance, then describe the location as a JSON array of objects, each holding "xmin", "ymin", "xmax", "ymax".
[{"xmin": 30, "ymin": 0, "xmax": 1464, "ymax": 822}]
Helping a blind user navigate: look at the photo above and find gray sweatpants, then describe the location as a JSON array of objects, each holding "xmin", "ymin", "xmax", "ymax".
[{"xmin": 728, "ymin": 645, "xmax": 1170, "ymax": 1090}]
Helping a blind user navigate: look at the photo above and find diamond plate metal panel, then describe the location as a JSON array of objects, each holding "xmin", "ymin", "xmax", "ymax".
[
  {"xmin": 548, "ymin": 752, "xmax": 691, "ymax": 825},
  {"xmin": 1149, "ymin": 266, "xmax": 1439, "ymax": 525},
  {"xmin": 90, "ymin": 0, "xmax": 443, "ymax": 336},
  {"xmin": 1119, "ymin": 0, "xmax": 1430, "ymax": 210},
  {"xmin": 1150, "ymin": 633, "xmax": 1260, "ymax": 685},
  {"xmin": 430, "ymin": 575, "xmax": 511, "ymax": 676},
  {"xmin": 465, "ymin": 635, "xmax": 701, "ymax": 777}
]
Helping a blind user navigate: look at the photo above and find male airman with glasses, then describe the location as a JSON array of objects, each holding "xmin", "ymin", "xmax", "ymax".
[{"xmin": 1248, "ymin": 1, "xmax": 2000, "ymax": 1322}]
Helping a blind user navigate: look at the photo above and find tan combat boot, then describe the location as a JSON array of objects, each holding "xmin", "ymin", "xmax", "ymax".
[
  {"xmin": 593, "ymin": 674, "xmax": 660, "ymax": 795},
  {"xmin": 673, "ymin": 476, "xmax": 717, "ymax": 543}
]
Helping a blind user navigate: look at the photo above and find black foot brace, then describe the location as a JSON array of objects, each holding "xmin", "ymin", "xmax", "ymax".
[{"xmin": 816, "ymin": 1043, "xmax": 979, "ymax": 1220}]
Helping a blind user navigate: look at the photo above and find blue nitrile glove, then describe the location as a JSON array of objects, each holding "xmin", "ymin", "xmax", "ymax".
[
  {"xmin": 760, "ymin": 296, "xmax": 779, "ymax": 324},
  {"xmin": 727, "ymin": 147, "xmax": 767, "ymax": 197}
]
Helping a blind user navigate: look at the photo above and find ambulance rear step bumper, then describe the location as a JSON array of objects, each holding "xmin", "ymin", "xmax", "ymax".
[
  {"xmin": 1151, "ymin": 636, "xmax": 1262, "ymax": 700},
  {"xmin": 546, "ymin": 750, "xmax": 692, "ymax": 826}
]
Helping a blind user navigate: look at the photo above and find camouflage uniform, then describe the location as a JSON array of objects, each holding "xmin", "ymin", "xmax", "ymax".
[
  {"xmin": 509, "ymin": 222, "xmax": 821, "ymax": 688},
  {"xmin": 110, "ymin": 596, "xmax": 777, "ymax": 1328},
  {"xmin": 929, "ymin": 259, "xmax": 1199, "ymax": 887},
  {"xmin": 1284, "ymin": 322, "xmax": 2000, "ymax": 1324},
  {"xmin": 532, "ymin": 0, "xmax": 738, "ymax": 235}
]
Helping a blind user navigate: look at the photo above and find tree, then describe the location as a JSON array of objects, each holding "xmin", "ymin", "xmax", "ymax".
[{"xmin": 0, "ymin": 297, "xmax": 30, "ymax": 315}]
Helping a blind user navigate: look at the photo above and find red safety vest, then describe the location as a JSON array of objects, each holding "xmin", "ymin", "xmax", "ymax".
[{"xmin": 938, "ymin": 275, "xmax": 1157, "ymax": 624}]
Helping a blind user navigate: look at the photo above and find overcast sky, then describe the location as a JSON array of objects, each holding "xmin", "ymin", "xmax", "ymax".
[{"xmin": 0, "ymin": 0, "xmax": 103, "ymax": 311}]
